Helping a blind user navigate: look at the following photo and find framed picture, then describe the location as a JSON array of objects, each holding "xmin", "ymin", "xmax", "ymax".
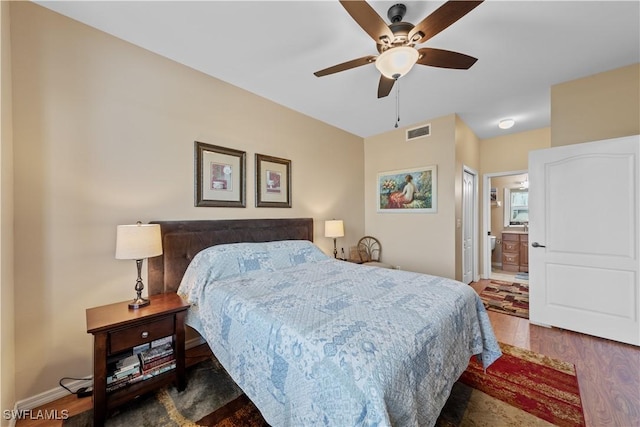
[
  {"xmin": 255, "ymin": 153, "xmax": 291, "ymax": 208},
  {"xmin": 377, "ymin": 165, "xmax": 437, "ymax": 213},
  {"xmin": 194, "ymin": 141, "xmax": 246, "ymax": 207}
]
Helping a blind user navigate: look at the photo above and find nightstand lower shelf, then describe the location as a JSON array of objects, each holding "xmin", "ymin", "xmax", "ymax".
[{"xmin": 86, "ymin": 293, "xmax": 190, "ymax": 427}]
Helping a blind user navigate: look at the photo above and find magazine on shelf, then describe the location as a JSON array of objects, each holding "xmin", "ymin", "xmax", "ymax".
[
  {"xmin": 115, "ymin": 354, "xmax": 140, "ymax": 372},
  {"xmin": 106, "ymin": 372, "xmax": 144, "ymax": 392},
  {"xmin": 139, "ymin": 342, "xmax": 173, "ymax": 364},
  {"xmin": 107, "ymin": 365, "xmax": 140, "ymax": 385},
  {"xmin": 133, "ymin": 343, "xmax": 150, "ymax": 355},
  {"xmin": 141, "ymin": 353, "xmax": 175, "ymax": 371},
  {"xmin": 151, "ymin": 336, "xmax": 172, "ymax": 348},
  {"xmin": 142, "ymin": 360, "xmax": 176, "ymax": 379}
]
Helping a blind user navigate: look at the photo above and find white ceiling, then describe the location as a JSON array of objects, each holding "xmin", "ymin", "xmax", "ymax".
[{"xmin": 34, "ymin": 1, "xmax": 639, "ymax": 139}]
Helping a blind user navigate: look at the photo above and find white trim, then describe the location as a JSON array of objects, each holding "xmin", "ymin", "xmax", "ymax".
[
  {"xmin": 14, "ymin": 377, "xmax": 92, "ymax": 412},
  {"xmin": 462, "ymin": 165, "xmax": 480, "ymax": 283},
  {"xmin": 10, "ymin": 336, "xmax": 207, "ymax": 413}
]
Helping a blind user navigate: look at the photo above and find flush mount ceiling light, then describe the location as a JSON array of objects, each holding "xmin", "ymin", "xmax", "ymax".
[
  {"xmin": 375, "ymin": 47, "xmax": 420, "ymax": 80},
  {"xmin": 498, "ymin": 118, "xmax": 515, "ymax": 129}
]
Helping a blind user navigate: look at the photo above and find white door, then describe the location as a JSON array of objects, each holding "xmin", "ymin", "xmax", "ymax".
[
  {"xmin": 529, "ymin": 135, "xmax": 640, "ymax": 346},
  {"xmin": 462, "ymin": 168, "xmax": 476, "ymax": 284}
]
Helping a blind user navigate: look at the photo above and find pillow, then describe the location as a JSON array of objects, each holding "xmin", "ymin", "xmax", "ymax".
[{"xmin": 178, "ymin": 240, "xmax": 328, "ymax": 304}]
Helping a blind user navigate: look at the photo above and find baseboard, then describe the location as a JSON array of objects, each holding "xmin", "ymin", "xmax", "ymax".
[
  {"xmin": 11, "ymin": 336, "xmax": 207, "ymax": 414},
  {"xmin": 13, "ymin": 376, "xmax": 93, "ymax": 410}
]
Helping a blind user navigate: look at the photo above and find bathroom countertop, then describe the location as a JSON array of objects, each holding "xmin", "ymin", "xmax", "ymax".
[{"xmin": 501, "ymin": 230, "xmax": 528, "ymax": 234}]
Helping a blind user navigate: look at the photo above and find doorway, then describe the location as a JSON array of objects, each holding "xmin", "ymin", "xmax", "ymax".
[{"xmin": 482, "ymin": 170, "xmax": 529, "ymax": 282}]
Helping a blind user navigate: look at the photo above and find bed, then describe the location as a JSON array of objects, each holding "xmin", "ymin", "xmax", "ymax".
[{"xmin": 148, "ymin": 218, "xmax": 501, "ymax": 427}]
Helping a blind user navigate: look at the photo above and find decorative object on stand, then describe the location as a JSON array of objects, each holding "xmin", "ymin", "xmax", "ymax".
[
  {"xmin": 324, "ymin": 220, "xmax": 344, "ymax": 258},
  {"xmin": 357, "ymin": 236, "xmax": 393, "ymax": 269},
  {"xmin": 115, "ymin": 222, "xmax": 163, "ymax": 309}
]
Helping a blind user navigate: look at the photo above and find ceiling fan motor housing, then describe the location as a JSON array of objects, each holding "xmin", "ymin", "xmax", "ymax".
[
  {"xmin": 379, "ymin": 4, "xmax": 417, "ymax": 52},
  {"xmin": 387, "ymin": 3, "xmax": 407, "ymax": 23}
]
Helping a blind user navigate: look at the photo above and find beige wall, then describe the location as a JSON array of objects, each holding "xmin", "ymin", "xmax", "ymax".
[
  {"xmin": 551, "ymin": 63, "xmax": 640, "ymax": 146},
  {"xmin": 364, "ymin": 114, "xmax": 457, "ymax": 278},
  {"xmin": 10, "ymin": 2, "xmax": 364, "ymax": 400},
  {"xmin": 1, "ymin": 0, "xmax": 16, "ymax": 417},
  {"xmin": 480, "ymin": 128, "xmax": 551, "ymax": 175}
]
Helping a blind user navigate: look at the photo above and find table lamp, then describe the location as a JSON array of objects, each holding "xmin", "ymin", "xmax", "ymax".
[
  {"xmin": 116, "ymin": 222, "xmax": 163, "ymax": 309},
  {"xmin": 324, "ymin": 219, "xmax": 344, "ymax": 259}
]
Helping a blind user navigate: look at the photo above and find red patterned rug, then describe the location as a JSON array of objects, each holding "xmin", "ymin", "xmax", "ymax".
[
  {"xmin": 480, "ymin": 279, "xmax": 529, "ymax": 318},
  {"xmin": 454, "ymin": 342, "xmax": 586, "ymax": 427}
]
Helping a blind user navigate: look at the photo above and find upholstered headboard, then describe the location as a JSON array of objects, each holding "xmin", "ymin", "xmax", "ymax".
[{"xmin": 147, "ymin": 218, "xmax": 314, "ymax": 295}]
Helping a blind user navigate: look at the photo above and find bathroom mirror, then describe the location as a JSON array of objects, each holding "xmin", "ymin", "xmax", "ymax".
[{"xmin": 503, "ymin": 187, "xmax": 529, "ymax": 227}]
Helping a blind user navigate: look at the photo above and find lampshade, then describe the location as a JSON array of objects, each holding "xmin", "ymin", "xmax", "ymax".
[
  {"xmin": 375, "ymin": 47, "xmax": 419, "ymax": 79},
  {"xmin": 324, "ymin": 220, "xmax": 344, "ymax": 238},
  {"xmin": 115, "ymin": 223, "xmax": 163, "ymax": 260}
]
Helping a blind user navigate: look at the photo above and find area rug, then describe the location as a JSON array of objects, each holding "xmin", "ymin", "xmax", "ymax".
[
  {"xmin": 480, "ymin": 279, "xmax": 529, "ymax": 318},
  {"xmin": 453, "ymin": 342, "xmax": 585, "ymax": 427},
  {"xmin": 65, "ymin": 343, "xmax": 584, "ymax": 426}
]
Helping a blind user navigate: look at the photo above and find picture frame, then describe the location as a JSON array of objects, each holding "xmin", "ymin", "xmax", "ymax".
[
  {"xmin": 255, "ymin": 153, "xmax": 291, "ymax": 208},
  {"xmin": 377, "ymin": 165, "xmax": 437, "ymax": 213},
  {"xmin": 194, "ymin": 141, "xmax": 246, "ymax": 207}
]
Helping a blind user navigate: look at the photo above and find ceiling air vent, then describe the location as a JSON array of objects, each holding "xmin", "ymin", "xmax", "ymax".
[{"xmin": 406, "ymin": 123, "xmax": 431, "ymax": 141}]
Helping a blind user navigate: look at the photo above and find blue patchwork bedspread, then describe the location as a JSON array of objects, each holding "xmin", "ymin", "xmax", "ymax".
[{"xmin": 178, "ymin": 240, "xmax": 501, "ymax": 427}]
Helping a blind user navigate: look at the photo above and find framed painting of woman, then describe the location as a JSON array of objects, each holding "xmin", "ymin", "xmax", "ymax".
[{"xmin": 377, "ymin": 166, "xmax": 437, "ymax": 213}]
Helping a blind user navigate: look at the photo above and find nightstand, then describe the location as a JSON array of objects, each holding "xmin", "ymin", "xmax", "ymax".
[{"xmin": 86, "ymin": 293, "xmax": 190, "ymax": 426}]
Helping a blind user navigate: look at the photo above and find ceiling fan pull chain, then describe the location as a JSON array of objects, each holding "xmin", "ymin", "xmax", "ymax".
[{"xmin": 395, "ymin": 79, "xmax": 400, "ymax": 128}]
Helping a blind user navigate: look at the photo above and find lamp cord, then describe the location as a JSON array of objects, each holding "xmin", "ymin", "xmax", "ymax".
[{"xmin": 395, "ymin": 79, "xmax": 400, "ymax": 128}]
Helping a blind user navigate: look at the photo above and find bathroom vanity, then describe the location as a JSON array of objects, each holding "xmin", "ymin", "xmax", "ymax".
[{"xmin": 502, "ymin": 231, "xmax": 528, "ymax": 272}]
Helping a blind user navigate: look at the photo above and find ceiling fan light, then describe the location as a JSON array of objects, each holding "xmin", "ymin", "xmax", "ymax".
[
  {"xmin": 498, "ymin": 118, "xmax": 515, "ymax": 129},
  {"xmin": 375, "ymin": 47, "xmax": 419, "ymax": 80}
]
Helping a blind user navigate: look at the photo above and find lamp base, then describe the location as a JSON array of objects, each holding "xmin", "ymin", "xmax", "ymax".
[{"xmin": 129, "ymin": 297, "xmax": 150, "ymax": 309}]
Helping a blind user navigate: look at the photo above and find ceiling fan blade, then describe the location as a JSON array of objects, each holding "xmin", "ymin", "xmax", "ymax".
[
  {"xmin": 417, "ymin": 47, "xmax": 478, "ymax": 69},
  {"xmin": 340, "ymin": 0, "xmax": 394, "ymax": 46},
  {"xmin": 314, "ymin": 55, "xmax": 377, "ymax": 77},
  {"xmin": 408, "ymin": 1, "xmax": 483, "ymax": 45},
  {"xmin": 377, "ymin": 76, "xmax": 395, "ymax": 98}
]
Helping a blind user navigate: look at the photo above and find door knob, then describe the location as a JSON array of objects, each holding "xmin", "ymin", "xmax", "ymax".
[{"xmin": 532, "ymin": 242, "xmax": 546, "ymax": 248}]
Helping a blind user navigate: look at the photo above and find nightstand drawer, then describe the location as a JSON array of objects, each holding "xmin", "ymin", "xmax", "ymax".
[{"xmin": 109, "ymin": 316, "xmax": 174, "ymax": 354}]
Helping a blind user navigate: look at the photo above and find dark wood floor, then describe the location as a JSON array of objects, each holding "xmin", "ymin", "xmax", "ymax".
[{"xmin": 16, "ymin": 280, "xmax": 640, "ymax": 427}]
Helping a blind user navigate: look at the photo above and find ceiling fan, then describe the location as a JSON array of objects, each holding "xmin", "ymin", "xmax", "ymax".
[{"xmin": 314, "ymin": 1, "xmax": 484, "ymax": 98}]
